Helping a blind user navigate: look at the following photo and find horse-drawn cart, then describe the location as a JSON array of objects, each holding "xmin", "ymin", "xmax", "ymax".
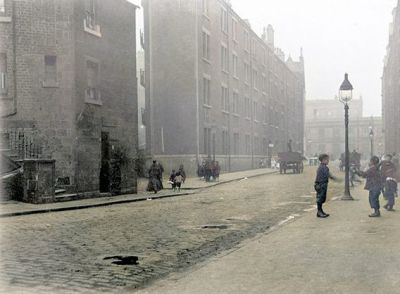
[{"xmin": 278, "ymin": 152, "xmax": 304, "ymax": 174}]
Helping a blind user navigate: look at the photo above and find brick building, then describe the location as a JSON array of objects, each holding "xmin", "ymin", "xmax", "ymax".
[
  {"xmin": 142, "ymin": 0, "xmax": 305, "ymax": 174},
  {"xmin": 305, "ymin": 98, "xmax": 384, "ymax": 160},
  {"xmin": 383, "ymin": 0, "xmax": 400, "ymax": 155},
  {"xmin": 0, "ymin": 0, "xmax": 138, "ymax": 198}
]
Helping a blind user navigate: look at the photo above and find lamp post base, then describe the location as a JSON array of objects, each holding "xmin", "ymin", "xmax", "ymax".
[{"xmin": 341, "ymin": 192, "xmax": 354, "ymax": 201}]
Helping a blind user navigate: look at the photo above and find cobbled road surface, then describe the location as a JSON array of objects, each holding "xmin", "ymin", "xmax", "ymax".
[{"xmin": 0, "ymin": 167, "xmax": 342, "ymax": 293}]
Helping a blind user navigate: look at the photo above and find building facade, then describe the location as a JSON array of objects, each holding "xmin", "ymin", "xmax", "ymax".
[
  {"xmin": 142, "ymin": 0, "xmax": 305, "ymax": 174},
  {"xmin": 0, "ymin": 0, "xmax": 138, "ymax": 197},
  {"xmin": 305, "ymin": 99, "xmax": 384, "ymax": 160},
  {"xmin": 383, "ymin": 0, "xmax": 400, "ymax": 155}
]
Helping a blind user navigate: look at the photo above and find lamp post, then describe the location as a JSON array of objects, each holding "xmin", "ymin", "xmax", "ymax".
[
  {"xmin": 369, "ymin": 126, "xmax": 374, "ymax": 158},
  {"xmin": 338, "ymin": 73, "xmax": 354, "ymax": 200}
]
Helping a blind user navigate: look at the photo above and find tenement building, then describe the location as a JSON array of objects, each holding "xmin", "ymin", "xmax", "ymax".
[
  {"xmin": 142, "ymin": 0, "xmax": 305, "ymax": 174},
  {"xmin": 305, "ymin": 98, "xmax": 384, "ymax": 160},
  {"xmin": 383, "ymin": 0, "xmax": 400, "ymax": 156},
  {"xmin": 0, "ymin": 0, "xmax": 138, "ymax": 199}
]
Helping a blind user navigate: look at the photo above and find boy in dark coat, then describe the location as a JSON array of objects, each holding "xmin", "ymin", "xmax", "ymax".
[
  {"xmin": 381, "ymin": 154, "xmax": 397, "ymax": 211},
  {"xmin": 356, "ymin": 156, "xmax": 382, "ymax": 217},
  {"xmin": 314, "ymin": 154, "xmax": 336, "ymax": 218}
]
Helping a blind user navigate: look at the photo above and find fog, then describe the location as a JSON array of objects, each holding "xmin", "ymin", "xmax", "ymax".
[{"xmin": 132, "ymin": 0, "xmax": 396, "ymax": 116}]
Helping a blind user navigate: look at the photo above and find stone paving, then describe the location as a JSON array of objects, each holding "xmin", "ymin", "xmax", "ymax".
[
  {"xmin": 0, "ymin": 168, "xmax": 275, "ymax": 217},
  {"xmin": 0, "ymin": 167, "xmax": 343, "ymax": 293}
]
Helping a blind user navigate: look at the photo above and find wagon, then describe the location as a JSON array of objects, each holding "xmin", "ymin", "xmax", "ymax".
[{"xmin": 278, "ymin": 152, "xmax": 304, "ymax": 174}]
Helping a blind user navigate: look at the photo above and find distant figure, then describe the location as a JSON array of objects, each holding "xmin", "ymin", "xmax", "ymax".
[
  {"xmin": 147, "ymin": 160, "xmax": 162, "ymax": 193},
  {"xmin": 381, "ymin": 154, "xmax": 397, "ymax": 211},
  {"xmin": 314, "ymin": 154, "xmax": 337, "ymax": 218},
  {"xmin": 214, "ymin": 161, "xmax": 221, "ymax": 181},
  {"xmin": 355, "ymin": 156, "xmax": 382, "ymax": 217},
  {"xmin": 169, "ymin": 169, "xmax": 177, "ymax": 191},
  {"xmin": 287, "ymin": 140, "xmax": 292, "ymax": 152},
  {"xmin": 175, "ymin": 171, "xmax": 183, "ymax": 192},
  {"xmin": 178, "ymin": 164, "xmax": 186, "ymax": 183}
]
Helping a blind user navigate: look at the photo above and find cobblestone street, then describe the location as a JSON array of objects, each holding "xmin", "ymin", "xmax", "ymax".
[{"xmin": 0, "ymin": 167, "xmax": 342, "ymax": 293}]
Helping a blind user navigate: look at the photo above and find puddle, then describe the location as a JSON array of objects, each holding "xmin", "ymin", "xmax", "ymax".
[
  {"xmin": 201, "ymin": 224, "xmax": 229, "ymax": 229},
  {"xmin": 104, "ymin": 255, "xmax": 139, "ymax": 265}
]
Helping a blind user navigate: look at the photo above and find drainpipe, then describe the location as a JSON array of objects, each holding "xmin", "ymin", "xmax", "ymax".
[
  {"xmin": 2, "ymin": 0, "xmax": 17, "ymax": 118},
  {"xmin": 194, "ymin": 0, "xmax": 200, "ymax": 165}
]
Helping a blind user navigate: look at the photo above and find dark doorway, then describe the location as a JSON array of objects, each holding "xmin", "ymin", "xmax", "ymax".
[{"xmin": 100, "ymin": 132, "xmax": 110, "ymax": 192}]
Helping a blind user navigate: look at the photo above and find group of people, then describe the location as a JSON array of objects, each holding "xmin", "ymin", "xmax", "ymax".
[
  {"xmin": 197, "ymin": 158, "xmax": 220, "ymax": 182},
  {"xmin": 168, "ymin": 166, "xmax": 186, "ymax": 192},
  {"xmin": 314, "ymin": 153, "xmax": 398, "ymax": 218},
  {"xmin": 147, "ymin": 160, "xmax": 187, "ymax": 193}
]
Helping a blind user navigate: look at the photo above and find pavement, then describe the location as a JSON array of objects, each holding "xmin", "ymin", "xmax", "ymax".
[
  {"xmin": 0, "ymin": 167, "xmax": 320, "ymax": 293},
  {"xmin": 0, "ymin": 168, "xmax": 276, "ymax": 217},
  {"xmin": 137, "ymin": 184, "xmax": 400, "ymax": 294}
]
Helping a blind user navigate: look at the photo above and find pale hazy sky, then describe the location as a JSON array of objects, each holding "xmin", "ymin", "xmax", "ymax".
[{"xmin": 132, "ymin": 0, "xmax": 397, "ymax": 116}]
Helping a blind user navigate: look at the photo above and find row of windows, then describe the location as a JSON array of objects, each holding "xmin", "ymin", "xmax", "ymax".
[
  {"xmin": 202, "ymin": 76, "xmax": 284, "ymax": 124},
  {"xmin": 203, "ymin": 128, "xmax": 273, "ymax": 156},
  {"xmin": 0, "ymin": 52, "xmax": 101, "ymax": 103}
]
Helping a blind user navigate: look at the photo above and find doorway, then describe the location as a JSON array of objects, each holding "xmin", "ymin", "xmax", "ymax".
[{"xmin": 100, "ymin": 132, "xmax": 110, "ymax": 192}]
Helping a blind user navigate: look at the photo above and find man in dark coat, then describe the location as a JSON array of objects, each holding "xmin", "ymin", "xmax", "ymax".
[{"xmin": 148, "ymin": 160, "xmax": 162, "ymax": 193}]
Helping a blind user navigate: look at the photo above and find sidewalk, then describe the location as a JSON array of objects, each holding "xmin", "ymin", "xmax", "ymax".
[
  {"xmin": 137, "ymin": 184, "xmax": 400, "ymax": 294},
  {"xmin": 0, "ymin": 168, "xmax": 276, "ymax": 218}
]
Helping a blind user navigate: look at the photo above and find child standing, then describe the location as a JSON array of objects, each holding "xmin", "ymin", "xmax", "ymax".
[
  {"xmin": 175, "ymin": 171, "xmax": 183, "ymax": 192},
  {"xmin": 169, "ymin": 170, "xmax": 177, "ymax": 191},
  {"xmin": 314, "ymin": 154, "xmax": 336, "ymax": 218},
  {"xmin": 356, "ymin": 156, "xmax": 382, "ymax": 217}
]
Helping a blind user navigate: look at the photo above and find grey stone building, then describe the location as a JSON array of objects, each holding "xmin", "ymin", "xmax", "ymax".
[
  {"xmin": 142, "ymin": 0, "xmax": 305, "ymax": 174},
  {"xmin": 305, "ymin": 98, "xmax": 384, "ymax": 160},
  {"xmin": 383, "ymin": 0, "xmax": 400, "ymax": 156},
  {"xmin": 0, "ymin": 0, "xmax": 139, "ymax": 199}
]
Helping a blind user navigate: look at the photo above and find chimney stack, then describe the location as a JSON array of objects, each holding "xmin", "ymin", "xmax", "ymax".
[{"xmin": 267, "ymin": 24, "xmax": 274, "ymax": 49}]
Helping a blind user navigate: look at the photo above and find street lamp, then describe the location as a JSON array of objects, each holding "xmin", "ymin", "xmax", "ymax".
[
  {"xmin": 369, "ymin": 126, "xmax": 374, "ymax": 158},
  {"xmin": 338, "ymin": 73, "xmax": 353, "ymax": 200}
]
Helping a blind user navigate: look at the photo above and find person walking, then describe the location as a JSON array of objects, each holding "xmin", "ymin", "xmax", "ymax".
[
  {"xmin": 169, "ymin": 170, "xmax": 177, "ymax": 191},
  {"xmin": 314, "ymin": 154, "xmax": 336, "ymax": 218},
  {"xmin": 381, "ymin": 154, "xmax": 397, "ymax": 211},
  {"xmin": 147, "ymin": 160, "xmax": 162, "ymax": 193},
  {"xmin": 178, "ymin": 164, "xmax": 186, "ymax": 183},
  {"xmin": 355, "ymin": 156, "xmax": 382, "ymax": 217},
  {"xmin": 175, "ymin": 171, "xmax": 183, "ymax": 192}
]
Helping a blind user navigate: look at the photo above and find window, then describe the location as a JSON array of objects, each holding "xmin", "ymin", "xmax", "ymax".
[
  {"xmin": 232, "ymin": 18, "xmax": 238, "ymax": 41},
  {"xmin": 245, "ymin": 134, "xmax": 251, "ymax": 154},
  {"xmin": 202, "ymin": 30, "xmax": 210, "ymax": 60},
  {"xmin": 44, "ymin": 55, "xmax": 57, "ymax": 83},
  {"xmin": 221, "ymin": 44, "xmax": 228, "ymax": 72},
  {"xmin": 220, "ymin": 7, "xmax": 228, "ymax": 33},
  {"xmin": 244, "ymin": 62, "xmax": 250, "ymax": 83},
  {"xmin": 254, "ymin": 136, "xmax": 260, "ymax": 154},
  {"xmin": 203, "ymin": 76, "xmax": 210, "ymax": 105},
  {"xmin": 252, "ymin": 68, "xmax": 258, "ymax": 89},
  {"xmin": 244, "ymin": 97, "xmax": 250, "ymax": 118},
  {"xmin": 253, "ymin": 101, "xmax": 258, "ymax": 120},
  {"xmin": 0, "ymin": 53, "xmax": 7, "ymax": 96},
  {"xmin": 221, "ymin": 85, "xmax": 229, "ymax": 112},
  {"xmin": 263, "ymin": 48, "xmax": 267, "ymax": 65},
  {"xmin": 244, "ymin": 31, "xmax": 250, "ymax": 52},
  {"xmin": 251, "ymin": 38, "xmax": 256, "ymax": 56},
  {"xmin": 262, "ymin": 104, "xmax": 267, "ymax": 123},
  {"xmin": 86, "ymin": 59, "xmax": 100, "ymax": 103},
  {"xmin": 202, "ymin": 0, "xmax": 209, "ymax": 16},
  {"xmin": 85, "ymin": 0, "xmax": 96, "ymax": 30},
  {"xmin": 233, "ymin": 133, "xmax": 239, "ymax": 154},
  {"xmin": 222, "ymin": 130, "xmax": 229, "ymax": 154},
  {"xmin": 232, "ymin": 53, "xmax": 238, "ymax": 78},
  {"xmin": 0, "ymin": 0, "xmax": 4, "ymax": 13},
  {"xmin": 232, "ymin": 91, "xmax": 239, "ymax": 114},
  {"xmin": 204, "ymin": 108, "xmax": 210, "ymax": 123},
  {"xmin": 262, "ymin": 74, "xmax": 267, "ymax": 93},
  {"xmin": 84, "ymin": 0, "xmax": 101, "ymax": 36}
]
